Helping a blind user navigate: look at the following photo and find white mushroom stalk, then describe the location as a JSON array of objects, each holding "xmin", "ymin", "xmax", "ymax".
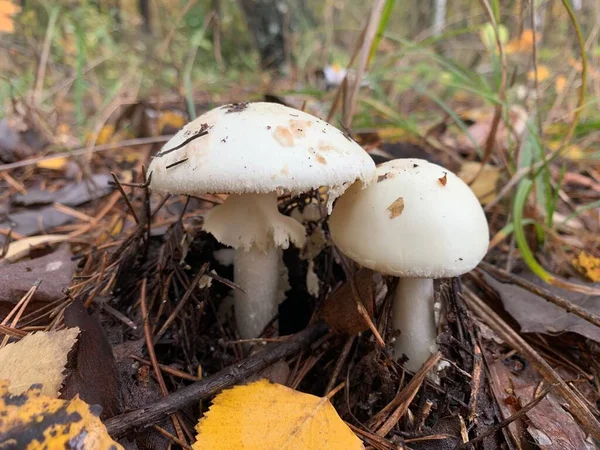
[
  {"xmin": 203, "ymin": 192, "xmax": 306, "ymax": 339},
  {"xmin": 329, "ymin": 159, "xmax": 489, "ymax": 372},
  {"xmin": 392, "ymin": 278, "xmax": 437, "ymax": 372},
  {"xmin": 146, "ymin": 102, "xmax": 376, "ymax": 341}
]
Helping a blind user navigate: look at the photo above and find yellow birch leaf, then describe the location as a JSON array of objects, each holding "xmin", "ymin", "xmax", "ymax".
[
  {"xmin": 527, "ymin": 65, "xmax": 550, "ymax": 82},
  {"xmin": 458, "ymin": 162, "xmax": 501, "ymax": 205},
  {"xmin": 37, "ymin": 157, "xmax": 68, "ymax": 171},
  {"xmin": 555, "ymin": 75, "xmax": 567, "ymax": 94},
  {"xmin": 0, "ymin": 329, "xmax": 79, "ymax": 397},
  {"xmin": 0, "ymin": 1, "xmax": 20, "ymax": 33},
  {"xmin": 0, "ymin": 382, "xmax": 123, "ymax": 449},
  {"xmin": 572, "ymin": 252, "xmax": 600, "ymax": 282},
  {"xmin": 505, "ymin": 29, "xmax": 536, "ymax": 54},
  {"xmin": 194, "ymin": 379, "xmax": 364, "ymax": 450},
  {"xmin": 158, "ymin": 110, "xmax": 187, "ymax": 133}
]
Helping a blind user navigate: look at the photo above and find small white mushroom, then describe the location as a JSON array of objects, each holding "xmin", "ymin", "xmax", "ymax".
[
  {"xmin": 148, "ymin": 102, "xmax": 375, "ymax": 340},
  {"xmin": 329, "ymin": 158, "xmax": 489, "ymax": 372}
]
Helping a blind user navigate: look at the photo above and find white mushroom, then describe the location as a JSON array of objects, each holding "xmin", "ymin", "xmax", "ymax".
[
  {"xmin": 148, "ymin": 102, "xmax": 375, "ymax": 340},
  {"xmin": 329, "ymin": 158, "xmax": 489, "ymax": 372}
]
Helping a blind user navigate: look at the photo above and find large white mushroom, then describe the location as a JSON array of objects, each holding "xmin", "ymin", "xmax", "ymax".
[
  {"xmin": 329, "ymin": 158, "xmax": 489, "ymax": 372},
  {"xmin": 147, "ymin": 102, "xmax": 375, "ymax": 340}
]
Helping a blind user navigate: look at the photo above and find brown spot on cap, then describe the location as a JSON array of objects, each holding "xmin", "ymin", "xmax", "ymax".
[
  {"xmin": 317, "ymin": 139, "xmax": 334, "ymax": 152},
  {"xmin": 273, "ymin": 126, "xmax": 295, "ymax": 147},
  {"xmin": 315, "ymin": 154, "xmax": 327, "ymax": 165},
  {"xmin": 281, "ymin": 164, "xmax": 289, "ymax": 175},
  {"xmin": 387, "ymin": 197, "xmax": 404, "ymax": 219},
  {"xmin": 438, "ymin": 172, "xmax": 447, "ymax": 186}
]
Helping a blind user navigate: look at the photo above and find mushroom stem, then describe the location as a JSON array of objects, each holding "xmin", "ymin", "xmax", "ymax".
[
  {"xmin": 391, "ymin": 277, "xmax": 438, "ymax": 372},
  {"xmin": 203, "ymin": 192, "xmax": 307, "ymax": 340},
  {"xmin": 234, "ymin": 244, "xmax": 281, "ymax": 340}
]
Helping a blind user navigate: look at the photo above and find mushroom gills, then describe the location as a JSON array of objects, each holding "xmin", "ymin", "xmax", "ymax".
[{"xmin": 203, "ymin": 192, "xmax": 307, "ymax": 340}]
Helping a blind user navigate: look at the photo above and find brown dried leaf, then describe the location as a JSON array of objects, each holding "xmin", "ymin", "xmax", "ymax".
[
  {"xmin": 0, "ymin": 328, "xmax": 79, "ymax": 397},
  {"xmin": 61, "ymin": 299, "xmax": 121, "ymax": 419},
  {"xmin": 483, "ymin": 273, "xmax": 600, "ymax": 342},
  {"xmin": 0, "ymin": 246, "xmax": 76, "ymax": 308},
  {"xmin": 321, "ymin": 268, "xmax": 374, "ymax": 334},
  {"xmin": 387, "ymin": 197, "xmax": 404, "ymax": 219}
]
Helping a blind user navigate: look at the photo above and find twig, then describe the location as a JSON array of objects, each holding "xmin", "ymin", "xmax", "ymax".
[
  {"xmin": 324, "ymin": 336, "xmax": 355, "ymax": 395},
  {"xmin": 151, "ymin": 425, "xmax": 193, "ymax": 450},
  {"xmin": 374, "ymin": 353, "xmax": 442, "ymax": 437},
  {"xmin": 32, "ymin": 6, "xmax": 60, "ymax": 105},
  {"xmin": 111, "ymin": 173, "xmax": 140, "ymax": 224},
  {"xmin": 478, "ymin": 261, "xmax": 600, "ymax": 329},
  {"xmin": 139, "ymin": 278, "xmax": 187, "ymax": 444},
  {"xmin": 154, "ymin": 263, "xmax": 209, "ymax": 342},
  {"xmin": 0, "ymin": 136, "xmax": 172, "ymax": 173},
  {"xmin": 342, "ymin": 0, "xmax": 387, "ymax": 128},
  {"xmin": 455, "ymin": 385, "xmax": 556, "ymax": 449},
  {"xmin": 104, "ymin": 321, "xmax": 329, "ymax": 437},
  {"xmin": 131, "ymin": 355, "xmax": 202, "ymax": 382}
]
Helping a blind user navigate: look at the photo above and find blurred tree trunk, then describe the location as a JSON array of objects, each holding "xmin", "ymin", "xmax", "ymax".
[
  {"xmin": 432, "ymin": 0, "xmax": 447, "ymax": 36},
  {"xmin": 139, "ymin": 0, "xmax": 151, "ymax": 34},
  {"xmin": 238, "ymin": 0, "xmax": 290, "ymax": 72}
]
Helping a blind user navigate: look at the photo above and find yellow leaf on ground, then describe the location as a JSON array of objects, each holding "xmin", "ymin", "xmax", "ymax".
[
  {"xmin": 194, "ymin": 379, "xmax": 364, "ymax": 450},
  {"xmin": 572, "ymin": 252, "xmax": 600, "ymax": 282},
  {"xmin": 0, "ymin": 382, "xmax": 123, "ymax": 449},
  {"xmin": 527, "ymin": 65, "xmax": 550, "ymax": 82},
  {"xmin": 158, "ymin": 110, "xmax": 187, "ymax": 133},
  {"xmin": 458, "ymin": 162, "xmax": 501, "ymax": 205},
  {"xmin": 0, "ymin": 329, "xmax": 79, "ymax": 397},
  {"xmin": 0, "ymin": 1, "xmax": 20, "ymax": 33},
  {"xmin": 37, "ymin": 157, "xmax": 68, "ymax": 171},
  {"xmin": 505, "ymin": 29, "xmax": 537, "ymax": 54},
  {"xmin": 555, "ymin": 75, "xmax": 567, "ymax": 94}
]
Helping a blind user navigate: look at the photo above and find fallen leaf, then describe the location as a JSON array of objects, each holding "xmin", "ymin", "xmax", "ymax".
[
  {"xmin": 61, "ymin": 300, "xmax": 121, "ymax": 420},
  {"xmin": 483, "ymin": 272, "xmax": 600, "ymax": 342},
  {"xmin": 555, "ymin": 75, "xmax": 567, "ymax": 94},
  {"xmin": 527, "ymin": 65, "xmax": 550, "ymax": 82},
  {"xmin": 11, "ymin": 173, "xmax": 112, "ymax": 207},
  {"xmin": 572, "ymin": 252, "xmax": 600, "ymax": 282},
  {"xmin": 158, "ymin": 110, "xmax": 187, "ymax": 134},
  {"xmin": 194, "ymin": 379, "xmax": 364, "ymax": 450},
  {"xmin": 0, "ymin": 382, "xmax": 123, "ymax": 449},
  {"xmin": 387, "ymin": 197, "xmax": 405, "ymax": 219},
  {"xmin": 505, "ymin": 29, "xmax": 537, "ymax": 54},
  {"xmin": 0, "ymin": 246, "xmax": 76, "ymax": 310},
  {"xmin": 0, "ymin": 209, "xmax": 74, "ymax": 245},
  {"xmin": 458, "ymin": 162, "xmax": 500, "ymax": 205},
  {"xmin": 36, "ymin": 156, "xmax": 68, "ymax": 171},
  {"xmin": 0, "ymin": 328, "xmax": 79, "ymax": 397},
  {"xmin": 0, "ymin": 1, "xmax": 19, "ymax": 33},
  {"xmin": 1, "ymin": 234, "xmax": 69, "ymax": 262},
  {"xmin": 322, "ymin": 268, "xmax": 374, "ymax": 335},
  {"xmin": 485, "ymin": 355, "xmax": 594, "ymax": 449}
]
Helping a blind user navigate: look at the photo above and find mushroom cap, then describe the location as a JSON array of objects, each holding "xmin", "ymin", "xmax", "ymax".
[
  {"xmin": 329, "ymin": 158, "xmax": 490, "ymax": 278},
  {"xmin": 147, "ymin": 102, "xmax": 375, "ymax": 200}
]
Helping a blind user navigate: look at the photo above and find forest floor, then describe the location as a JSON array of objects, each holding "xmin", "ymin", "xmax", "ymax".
[{"xmin": 1, "ymin": 2, "xmax": 600, "ymax": 449}]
